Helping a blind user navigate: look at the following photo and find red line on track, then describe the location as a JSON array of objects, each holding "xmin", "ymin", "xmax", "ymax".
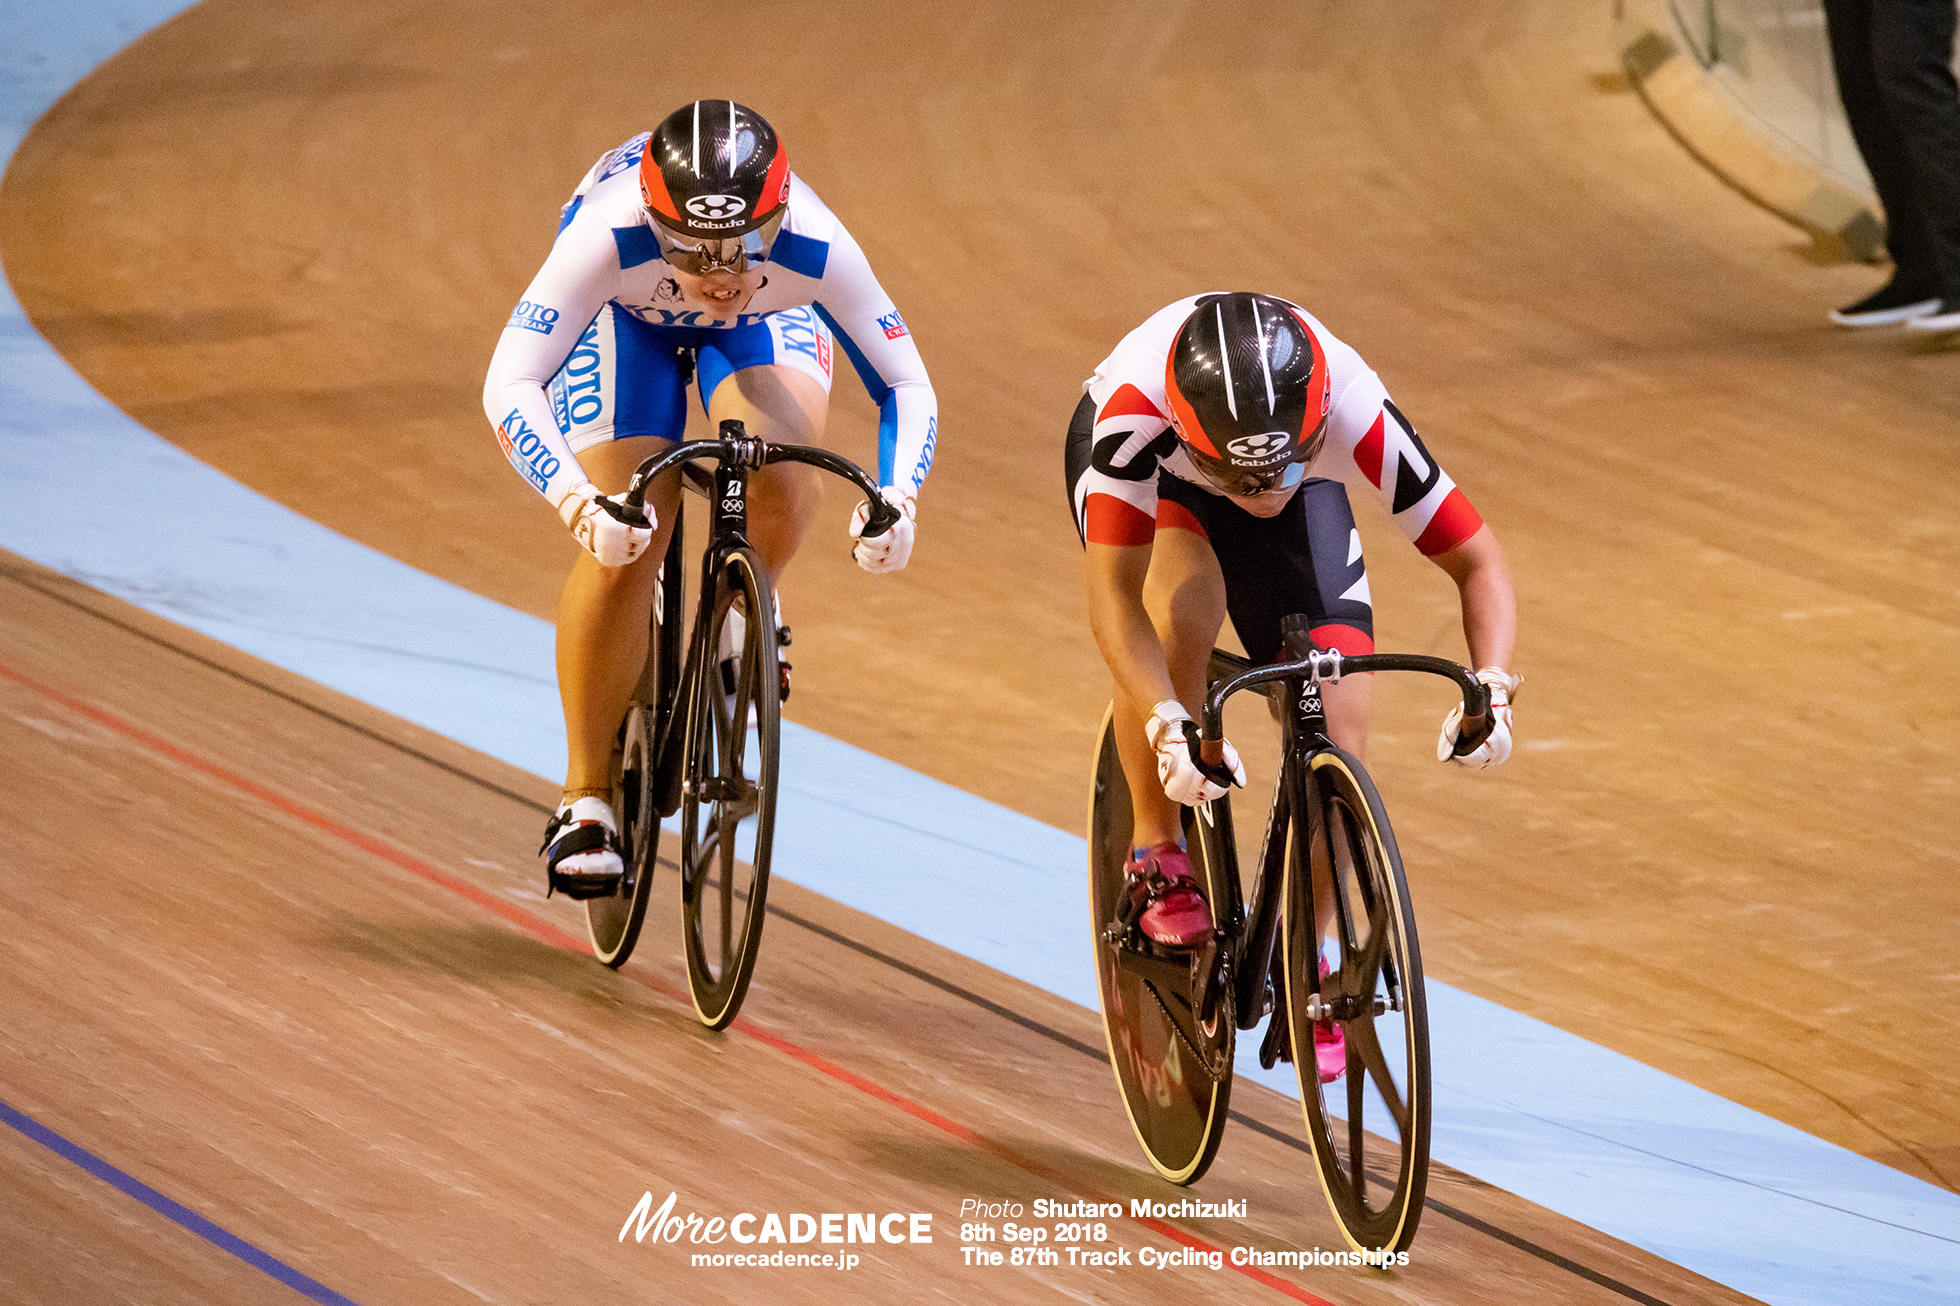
[{"xmin": 0, "ymin": 656, "xmax": 1336, "ymax": 1306}]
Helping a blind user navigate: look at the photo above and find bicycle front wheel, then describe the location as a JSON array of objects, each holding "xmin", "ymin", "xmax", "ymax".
[
  {"xmin": 1282, "ymin": 747, "xmax": 1430, "ymax": 1254},
  {"xmin": 679, "ymin": 548, "xmax": 780, "ymax": 1030},
  {"xmin": 1087, "ymin": 706, "xmax": 1234, "ymax": 1186}
]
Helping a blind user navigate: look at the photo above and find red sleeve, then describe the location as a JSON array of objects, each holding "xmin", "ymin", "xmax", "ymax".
[
  {"xmin": 1412, "ymin": 487, "xmax": 1483, "ymax": 555},
  {"xmin": 1085, "ymin": 492, "xmax": 1156, "ymax": 547}
]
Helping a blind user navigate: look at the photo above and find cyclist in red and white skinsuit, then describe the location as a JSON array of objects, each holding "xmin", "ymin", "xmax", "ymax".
[
  {"xmin": 1067, "ymin": 292, "xmax": 1519, "ymax": 1082},
  {"xmin": 483, "ymin": 101, "xmax": 937, "ymax": 899}
]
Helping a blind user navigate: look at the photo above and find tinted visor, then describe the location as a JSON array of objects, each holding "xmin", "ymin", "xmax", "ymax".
[
  {"xmin": 648, "ymin": 206, "xmax": 786, "ymax": 275},
  {"xmin": 1181, "ymin": 418, "xmax": 1328, "ymax": 498}
]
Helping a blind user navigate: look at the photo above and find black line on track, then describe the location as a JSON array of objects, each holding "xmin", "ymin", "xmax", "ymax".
[
  {"xmin": 1, "ymin": 567, "xmax": 553, "ymax": 816},
  {"xmin": 7, "ymin": 563, "xmax": 1684, "ymax": 1306}
]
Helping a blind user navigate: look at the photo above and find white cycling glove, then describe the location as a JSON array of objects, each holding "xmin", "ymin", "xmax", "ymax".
[
  {"xmin": 558, "ymin": 481, "xmax": 653, "ymax": 568},
  {"xmin": 1437, "ymin": 668, "xmax": 1521, "ymax": 770},
  {"xmin": 1147, "ymin": 700, "xmax": 1246, "ymax": 805},
  {"xmin": 849, "ymin": 488, "xmax": 917, "ymax": 575}
]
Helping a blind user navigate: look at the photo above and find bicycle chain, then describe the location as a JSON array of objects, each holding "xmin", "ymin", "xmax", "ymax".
[{"xmin": 1144, "ymin": 980, "xmax": 1232, "ymax": 1081}]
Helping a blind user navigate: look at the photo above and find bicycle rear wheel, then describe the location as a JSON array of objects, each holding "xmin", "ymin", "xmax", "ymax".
[
  {"xmin": 679, "ymin": 548, "xmax": 779, "ymax": 1030},
  {"xmin": 1087, "ymin": 707, "xmax": 1234, "ymax": 1185},
  {"xmin": 1282, "ymin": 746, "xmax": 1430, "ymax": 1254},
  {"xmin": 583, "ymin": 702, "xmax": 657, "ymax": 966},
  {"xmin": 584, "ymin": 529, "xmax": 683, "ymax": 968}
]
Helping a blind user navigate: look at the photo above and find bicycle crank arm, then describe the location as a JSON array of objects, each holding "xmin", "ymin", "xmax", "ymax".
[{"xmin": 1110, "ymin": 942, "xmax": 1198, "ymax": 991}]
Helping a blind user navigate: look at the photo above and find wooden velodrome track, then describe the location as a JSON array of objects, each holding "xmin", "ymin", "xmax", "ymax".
[{"xmin": 2, "ymin": 0, "xmax": 1956, "ymax": 1302}]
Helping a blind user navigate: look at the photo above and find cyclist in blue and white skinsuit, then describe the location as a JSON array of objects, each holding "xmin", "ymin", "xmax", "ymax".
[{"xmin": 483, "ymin": 100, "xmax": 938, "ymax": 899}]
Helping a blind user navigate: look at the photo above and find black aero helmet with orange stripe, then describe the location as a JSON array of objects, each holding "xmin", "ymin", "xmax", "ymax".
[
  {"xmin": 1163, "ymin": 292, "xmax": 1332, "ymax": 497},
  {"xmin": 639, "ymin": 100, "xmax": 791, "ymax": 272}
]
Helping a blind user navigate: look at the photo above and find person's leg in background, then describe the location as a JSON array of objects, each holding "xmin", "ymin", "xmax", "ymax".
[
  {"xmin": 1823, "ymin": 0, "xmax": 1951, "ymax": 325},
  {"xmin": 1877, "ymin": 0, "xmax": 1960, "ymax": 330}
]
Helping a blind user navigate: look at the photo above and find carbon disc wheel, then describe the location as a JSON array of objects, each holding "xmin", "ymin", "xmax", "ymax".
[{"xmin": 1087, "ymin": 706, "xmax": 1234, "ymax": 1185}]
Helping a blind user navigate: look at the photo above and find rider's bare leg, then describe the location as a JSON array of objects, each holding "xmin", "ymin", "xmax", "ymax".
[
  {"xmin": 1114, "ymin": 526, "xmax": 1228, "ymax": 851},
  {"xmin": 706, "ymin": 363, "xmax": 830, "ymax": 582},
  {"xmin": 555, "ymin": 437, "xmax": 683, "ymax": 798},
  {"xmin": 1112, "ymin": 526, "xmax": 1376, "ymax": 951}
]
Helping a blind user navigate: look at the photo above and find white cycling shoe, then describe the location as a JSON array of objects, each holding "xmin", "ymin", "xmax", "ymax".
[{"xmin": 540, "ymin": 796, "xmax": 623, "ymax": 899}]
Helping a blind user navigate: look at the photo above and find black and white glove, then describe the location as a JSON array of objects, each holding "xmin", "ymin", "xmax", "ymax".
[
  {"xmin": 1436, "ymin": 668, "xmax": 1521, "ymax": 770},
  {"xmin": 1146, "ymin": 700, "xmax": 1246, "ymax": 805},
  {"xmin": 559, "ymin": 481, "xmax": 653, "ymax": 567},
  {"xmin": 849, "ymin": 488, "xmax": 917, "ymax": 575}
]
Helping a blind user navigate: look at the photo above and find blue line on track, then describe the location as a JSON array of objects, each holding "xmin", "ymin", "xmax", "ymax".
[{"xmin": 0, "ymin": 1097, "xmax": 361, "ymax": 1305}]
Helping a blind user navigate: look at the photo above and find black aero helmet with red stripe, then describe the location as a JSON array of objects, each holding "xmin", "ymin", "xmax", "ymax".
[
  {"xmin": 638, "ymin": 101, "xmax": 790, "ymax": 275},
  {"xmin": 1163, "ymin": 293, "xmax": 1332, "ymax": 497}
]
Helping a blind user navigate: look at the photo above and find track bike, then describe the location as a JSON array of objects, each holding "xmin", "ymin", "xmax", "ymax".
[
  {"xmin": 576, "ymin": 418, "xmax": 900, "ymax": 1031},
  {"xmin": 1088, "ymin": 614, "xmax": 1494, "ymax": 1254}
]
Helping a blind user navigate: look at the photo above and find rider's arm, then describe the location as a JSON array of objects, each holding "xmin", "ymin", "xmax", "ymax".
[
  {"xmin": 1323, "ymin": 370, "xmax": 1484, "ymax": 557},
  {"xmin": 1323, "ymin": 368, "xmax": 1517, "ymax": 672},
  {"xmin": 1083, "ymin": 541, "xmax": 1179, "ymax": 712},
  {"xmin": 1429, "ymin": 525, "xmax": 1516, "ymax": 672},
  {"xmin": 809, "ymin": 223, "xmax": 938, "ymax": 498},
  {"xmin": 480, "ymin": 221, "xmax": 617, "ymax": 511}
]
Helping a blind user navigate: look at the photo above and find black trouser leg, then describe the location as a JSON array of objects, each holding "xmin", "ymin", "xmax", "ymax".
[
  {"xmin": 1870, "ymin": 0, "xmax": 1960, "ymax": 295},
  {"xmin": 1825, "ymin": 0, "xmax": 1960, "ymax": 293}
]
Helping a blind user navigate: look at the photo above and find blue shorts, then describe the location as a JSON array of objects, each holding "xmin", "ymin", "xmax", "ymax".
[{"xmin": 549, "ymin": 303, "xmax": 836, "ymax": 453}]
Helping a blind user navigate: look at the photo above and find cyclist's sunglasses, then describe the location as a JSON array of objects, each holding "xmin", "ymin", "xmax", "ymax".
[{"xmin": 646, "ymin": 207, "xmax": 786, "ymax": 276}]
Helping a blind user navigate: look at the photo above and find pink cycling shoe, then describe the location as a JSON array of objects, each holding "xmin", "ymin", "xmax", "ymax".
[
  {"xmin": 1314, "ymin": 954, "xmax": 1348, "ymax": 1083},
  {"xmin": 1123, "ymin": 841, "xmax": 1213, "ymax": 948}
]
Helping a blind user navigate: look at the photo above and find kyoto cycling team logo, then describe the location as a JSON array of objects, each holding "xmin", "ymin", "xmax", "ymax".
[
  {"xmin": 686, "ymin": 194, "xmax": 747, "ymax": 221},
  {"xmin": 1225, "ymin": 431, "xmax": 1292, "ymax": 463}
]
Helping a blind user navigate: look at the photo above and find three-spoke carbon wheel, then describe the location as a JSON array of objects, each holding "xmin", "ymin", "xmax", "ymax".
[
  {"xmin": 1282, "ymin": 747, "xmax": 1430, "ymax": 1254},
  {"xmin": 1087, "ymin": 707, "xmax": 1234, "ymax": 1185},
  {"xmin": 679, "ymin": 548, "xmax": 780, "ymax": 1030},
  {"xmin": 583, "ymin": 702, "xmax": 658, "ymax": 966}
]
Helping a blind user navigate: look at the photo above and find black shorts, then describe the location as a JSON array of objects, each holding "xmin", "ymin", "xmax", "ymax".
[{"xmin": 1065, "ymin": 394, "xmax": 1374, "ymax": 665}]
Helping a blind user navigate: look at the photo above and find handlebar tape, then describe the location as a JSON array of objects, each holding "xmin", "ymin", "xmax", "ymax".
[
  {"xmin": 1187, "ymin": 724, "xmax": 1239, "ymax": 788},
  {"xmin": 859, "ymin": 500, "xmax": 902, "ymax": 540},
  {"xmin": 1452, "ymin": 710, "xmax": 1493, "ymax": 757},
  {"xmin": 1450, "ymin": 678, "xmax": 1496, "ymax": 756},
  {"xmin": 601, "ymin": 494, "xmax": 650, "ymax": 530}
]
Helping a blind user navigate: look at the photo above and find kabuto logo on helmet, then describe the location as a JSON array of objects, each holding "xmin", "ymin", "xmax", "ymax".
[
  {"xmin": 686, "ymin": 194, "xmax": 747, "ymax": 221},
  {"xmin": 1225, "ymin": 431, "xmax": 1293, "ymax": 463}
]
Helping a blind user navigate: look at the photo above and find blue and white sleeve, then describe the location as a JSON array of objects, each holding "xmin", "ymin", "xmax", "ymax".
[
  {"xmin": 809, "ymin": 223, "xmax": 938, "ymax": 496},
  {"xmin": 481, "ymin": 223, "xmax": 616, "ymax": 509}
]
